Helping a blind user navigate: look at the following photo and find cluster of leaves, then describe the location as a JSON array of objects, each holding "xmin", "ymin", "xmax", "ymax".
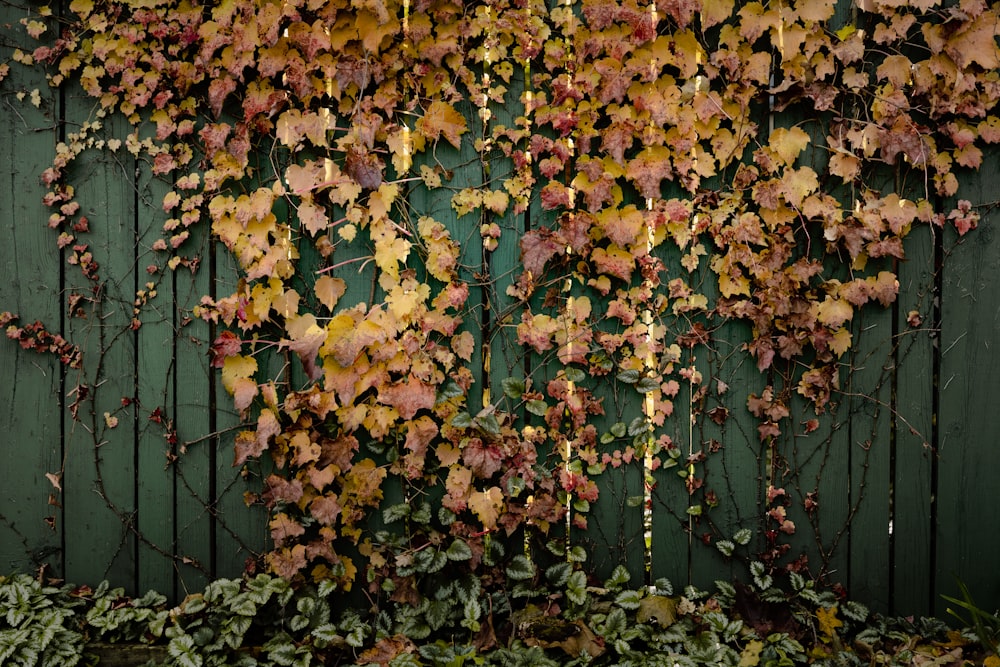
[
  {"xmin": 7, "ymin": 0, "xmax": 999, "ymax": 596},
  {"xmin": 0, "ymin": 312, "xmax": 82, "ymax": 369},
  {"xmin": 4, "ymin": 567, "xmax": 1000, "ymax": 667}
]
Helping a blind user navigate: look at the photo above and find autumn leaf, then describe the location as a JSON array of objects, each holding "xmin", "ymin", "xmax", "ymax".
[
  {"xmin": 222, "ymin": 354, "xmax": 258, "ymax": 394},
  {"xmin": 814, "ymin": 296, "xmax": 854, "ymax": 328},
  {"xmin": 269, "ymin": 512, "xmax": 305, "ymax": 547},
  {"xmin": 314, "ymin": 275, "xmax": 347, "ymax": 311},
  {"xmin": 768, "ymin": 127, "xmax": 811, "ymax": 166},
  {"xmin": 520, "ymin": 228, "xmax": 564, "ymax": 277},
  {"xmin": 816, "ymin": 606, "xmax": 843, "ymax": 637},
  {"xmin": 378, "ymin": 375, "xmax": 436, "ymax": 420},
  {"xmin": 468, "ymin": 486, "xmax": 504, "ymax": 530},
  {"xmin": 416, "ymin": 101, "xmax": 467, "ymax": 148}
]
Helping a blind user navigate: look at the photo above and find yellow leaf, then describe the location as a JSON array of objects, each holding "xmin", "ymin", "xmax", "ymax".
[
  {"xmin": 769, "ymin": 127, "xmax": 811, "ymax": 166},
  {"xmin": 795, "ymin": 0, "xmax": 836, "ymax": 23},
  {"xmin": 452, "ymin": 330, "xmax": 475, "ymax": 361},
  {"xmin": 700, "ymin": 0, "xmax": 735, "ymax": 28},
  {"xmin": 718, "ymin": 271, "xmax": 751, "ymax": 298},
  {"xmin": 739, "ymin": 639, "xmax": 763, "ymax": 667},
  {"xmin": 983, "ymin": 655, "xmax": 1000, "ymax": 667},
  {"xmin": 338, "ymin": 222, "xmax": 357, "ymax": 242},
  {"xmin": 816, "ymin": 605, "xmax": 843, "ymax": 637},
  {"xmin": 222, "ymin": 355, "xmax": 258, "ymax": 394},
  {"xmin": 69, "ymin": 0, "xmax": 93, "ymax": 17},
  {"xmin": 386, "ymin": 281, "xmax": 430, "ymax": 321},
  {"xmin": 373, "ymin": 229, "xmax": 411, "ymax": 279},
  {"xmin": 781, "ymin": 166, "xmax": 819, "ymax": 209},
  {"xmin": 482, "ymin": 189, "xmax": 510, "ymax": 214},
  {"xmin": 815, "ymin": 297, "xmax": 854, "ymax": 328},
  {"xmin": 829, "ymin": 328, "xmax": 852, "ymax": 357},
  {"xmin": 468, "ymin": 486, "xmax": 504, "ymax": 530}
]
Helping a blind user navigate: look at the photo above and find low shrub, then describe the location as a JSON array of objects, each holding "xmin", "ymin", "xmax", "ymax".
[{"xmin": 2, "ymin": 565, "xmax": 998, "ymax": 667}]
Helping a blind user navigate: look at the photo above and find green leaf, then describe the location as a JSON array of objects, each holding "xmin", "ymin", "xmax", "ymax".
[
  {"xmin": 309, "ymin": 623, "xmax": 340, "ymax": 644},
  {"xmin": 566, "ymin": 571, "xmax": 587, "ymax": 605},
  {"xmin": 564, "ymin": 367, "xmax": 586, "ymax": 383},
  {"xmin": 626, "ymin": 416, "xmax": 648, "ymax": 437},
  {"xmin": 733, "ymin": 528, "xmax": 752, "ymax": 545},
  {"xmin": 475, "ymin": 413, "xmax": 501, "ymax": 436},
  {"xmin": 463, "ymin": 597, "xmax": 482, "ymax": 624},
  {"xmin": 451, "ymin": 411, "xmax": 473, "ymax": 428},
  {"xmin": 446, "ymin": 539, "xmax": 473, "ymax": 562},
  {"xmin": 438, "ymin": 506, "xmax": 457, "ymax": 525},
  {"xmin": 605, "ymin": 565, "xmax": 631, "ymax": 589},
  {"xmin": 567, "ymin": 545, "xmax": 587, "ymax": 563},
  {"xmin": 635, "ymin": 377, "xmax": 659, "ymax": 393},
  {"xmin": 425, "ymin": 600, "xmax": 450, "ymax": 630},
  {"xmin": 410, "ymin": 502, "xmax": 432, "ymax": 524},
  {"xmin": 603, "ymin": 607, "xmax": 628, "ymax": 638},
  {"xmin": 616, "ymin": 369, "xmax": 640, "ymax": 384},
  {"xmin": 526, "ymin": 399, "xmax": 548, "ymax": 416},
  {"xmin": 545, "ymin": 562, "xmax": 572, "ymax": 587},
  {"xmin": 502, "ymin": 377, "xmax": 525, "ymax": 399},
  {"xmin": 610, "ymin": 422, "xmax": 627, "ymax": 438},
  {"xmin": 439, "ymin": 380, "xmax": 465, "ymax": 399},
  {"xmin": 716, "ymin": 540, "xmax": 735, "ymax": 557},
  {"xmin": 506, "ymin": 554, "xmax": 536, "ymax": 581},
  {"xmin": 615, "ymin": 589, "xmax": 642, "ymax": 610},
  {"xmin": 382, "ymin": 502, "xmax": 410, "ymax": 524}
]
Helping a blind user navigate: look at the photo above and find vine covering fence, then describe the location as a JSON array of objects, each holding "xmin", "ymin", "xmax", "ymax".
[{"xmin": 2, "ymin": 0, "xmax": 1000, "ymax": 619}]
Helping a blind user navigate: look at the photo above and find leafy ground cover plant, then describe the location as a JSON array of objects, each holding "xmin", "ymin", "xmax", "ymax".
[{"xmin": 3, "ymin": 564, "xmax": 999, "ymax": 667}]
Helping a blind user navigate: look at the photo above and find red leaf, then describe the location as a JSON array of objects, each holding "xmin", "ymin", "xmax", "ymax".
[{"xmin": 520, "ymin": 228, "xmax": 564, "ymax": 276}]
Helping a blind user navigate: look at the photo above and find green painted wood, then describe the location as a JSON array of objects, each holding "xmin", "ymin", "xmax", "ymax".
[
  {"xmin": 687, "ymin": 321, "xmax": 767, "ymax": 592},
  {"xmin": 61, "ymin": 109, "xmax": 139, "ymax": 591},
  {"xmin": 844, "ymin": 294, "xmax": 894, "ymax": 613},
  {"xmin": 935, "ymin": 162, "xmax": 1000, "ymax": 617},
  {"xmin": 135, "ymin": 137, "xmax": 179, "ymax": 597},
  {"xmin": 891, "ymin": 221, "xmax": 935, "ymax": 617},
  {"xmin": 213, "ymin": 243, "xmax": 268, "ymax": 579},
  {"xmin": 0, "ymin": 13, "xmax": 64, "ymax": 576}
]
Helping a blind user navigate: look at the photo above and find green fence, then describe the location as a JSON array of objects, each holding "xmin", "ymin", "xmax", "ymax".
[{"xmin": 2, "ymin": 0, "xmax": 1000, "ymax": 620}]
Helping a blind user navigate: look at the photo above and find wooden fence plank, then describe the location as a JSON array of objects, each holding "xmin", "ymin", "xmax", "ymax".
[
  {"xmin": 935, "ymin": 170, "xmax": 1000, "ymax": 617},
  {"xmin": 61, "ymin": 109, "xmax": 139, "ymax": 590},
  {"xmin": 135, "ymin": 139, "xmax": 178, "ymax": 597},
  {"xmin": 0, "ymin": 17, "xmax": 64, "ymax": 576},
  {"xmin": 173, "ymin": 240, "xmax": 216, "ymax": 595},
  {"xmin": 891, "ymin": 217, "xmax": 935, "ymax": 617},
  {"xmin": 844, "ymin": 300, "xmax": 894, "ymax": 612}
]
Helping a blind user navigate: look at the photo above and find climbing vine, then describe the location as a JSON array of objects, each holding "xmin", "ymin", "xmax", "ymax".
[{"xmin": 3, "ymin": 0, "xmax": 996, "ymax": 602}]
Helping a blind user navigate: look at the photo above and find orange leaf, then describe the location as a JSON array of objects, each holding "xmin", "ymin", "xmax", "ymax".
[
  {"xmin": 315, "ymin": 275, "xmax": 347, "ymax": 311},
  {"xmin": 416, "ymin": 101, "xmax": 467, "ymax": 148}
]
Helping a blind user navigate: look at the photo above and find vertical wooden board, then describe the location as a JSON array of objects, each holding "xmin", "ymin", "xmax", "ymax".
[
  {"xmin": 891, "ymin": 217, "xmax": 935, "ymax": 617},
  {"xmin": 213, "ymin": 248, "xmax": 268, "ymax": 579},
  {"xmin": 135, "ymin": 151, "xmax": 178, "ymax": 597},
  {"xmin": 172, "ymin": 241, "xmax": 215, "ymax": 596},
  {"xmin": 844, "ymin": 301, "xmax": 894, "ymax": 612},
  {"xmin": 0, "ymin": 19, "xmax": 63, "ymax": 575},
  {"xmin": 61, "ymin": 110, "xmax": 139, "ymax": 591},
  {"xmin": 689, "ymin": 322, "xmax": 768, "ymax": 592},
  {"xmin": 935, "ymin": 180, "xmax": 1000, "ymax": 616}
]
